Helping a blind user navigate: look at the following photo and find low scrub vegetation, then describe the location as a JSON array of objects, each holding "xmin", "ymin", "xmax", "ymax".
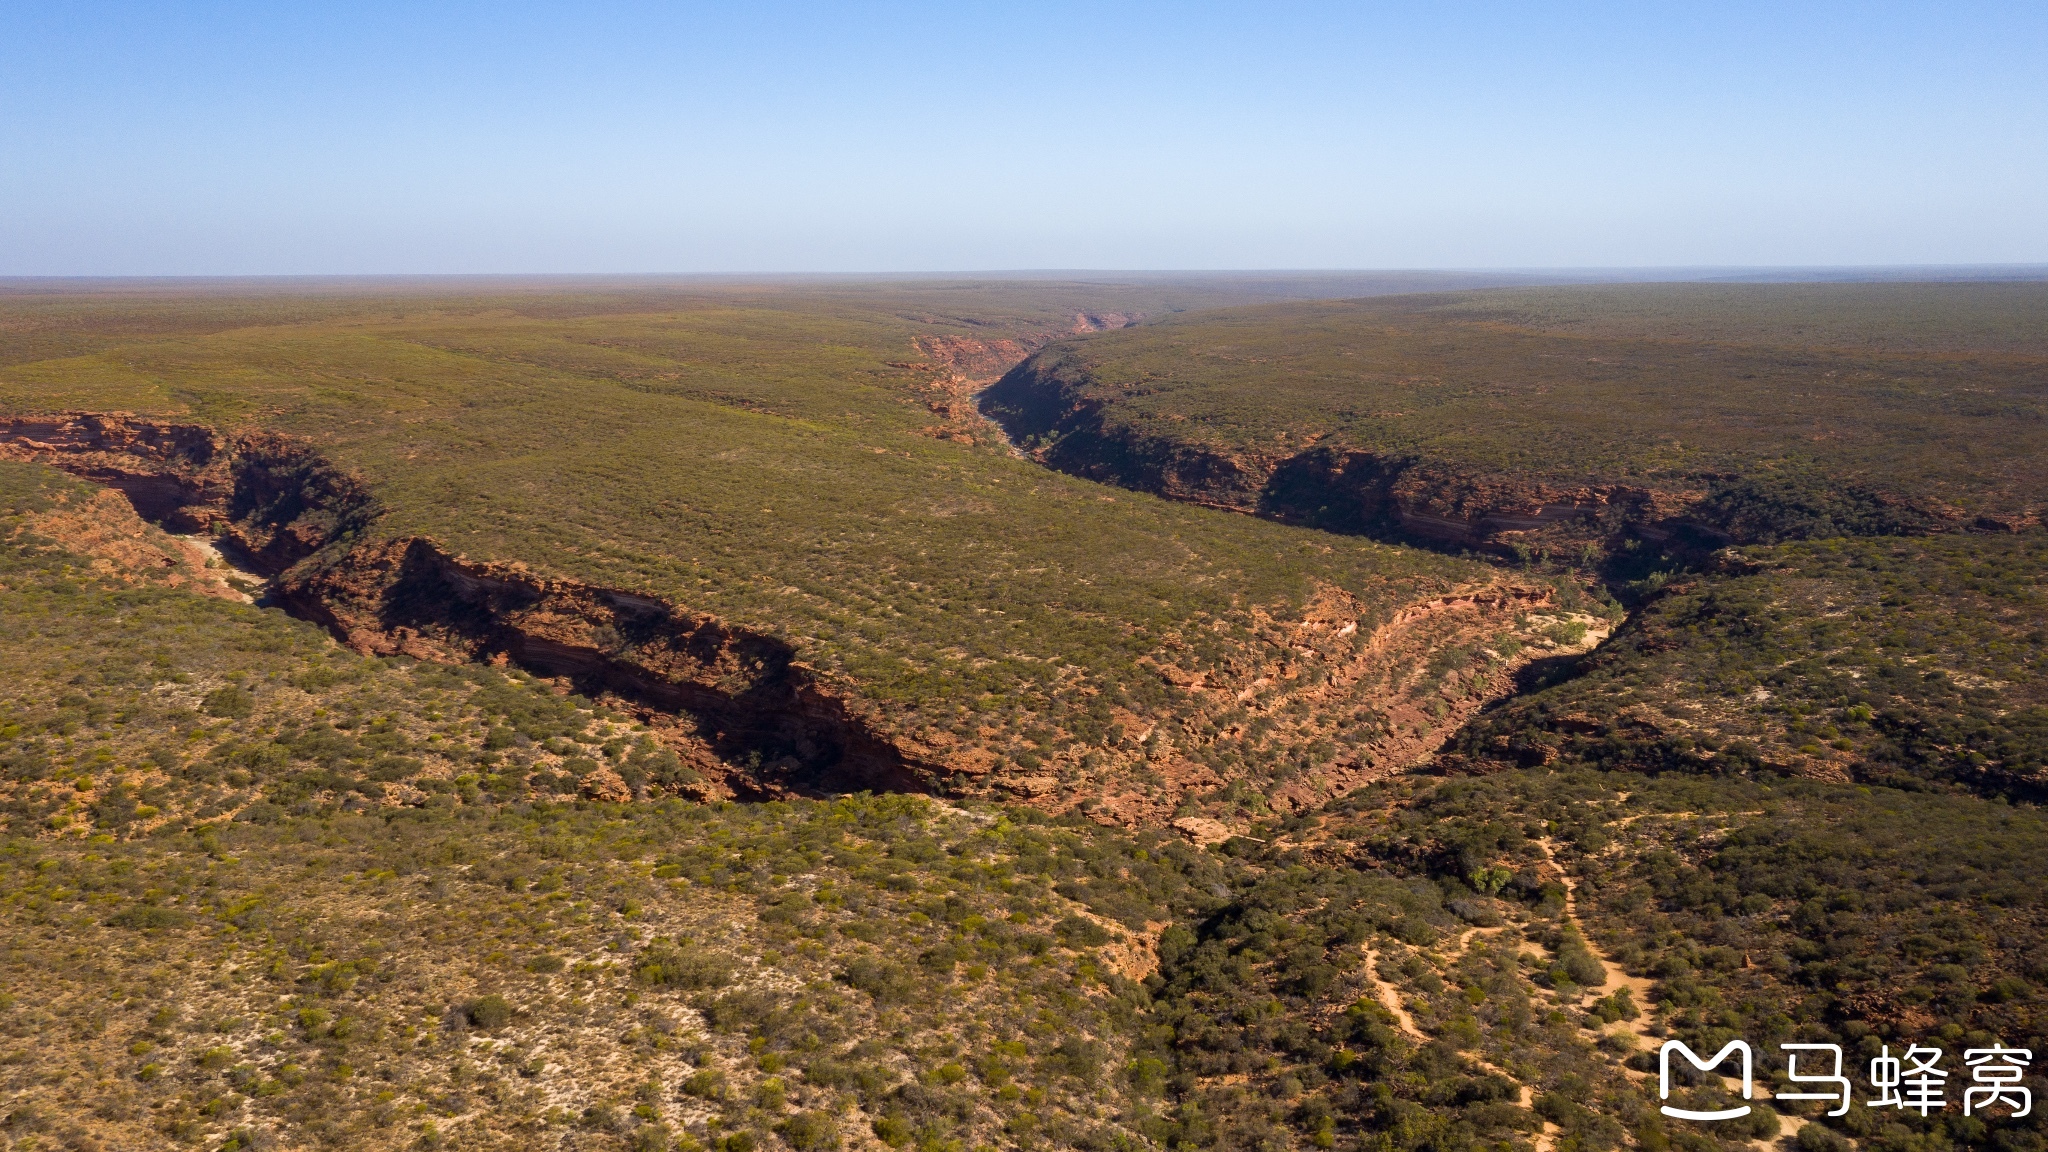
[
  {"xmin": 0, "ymin": 283, "xmax": 1513, "ymax": 812},
  {"xmin": 4, "ymin": 280, "xmax": 2045, "ymax": 1152},
  {"xmin": 1333, "ymin": 769, "xmax": 2048, "ymax": 1152},
  {"xmin": 1452, "ymin": 534, "xmax": 2047, "ymax": 799},
  {"xmin": 989, "ymin": 284, "xmax": 2047, "ymax": 554}
]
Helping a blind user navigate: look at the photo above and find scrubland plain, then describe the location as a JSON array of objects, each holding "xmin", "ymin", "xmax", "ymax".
[{"xmin": 0, "ymin": 278, "xmax": 2041, "ymax": 1152}]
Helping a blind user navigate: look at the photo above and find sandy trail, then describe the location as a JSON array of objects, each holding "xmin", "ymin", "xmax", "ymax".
[
  {"xmin": 1536, "ymin": 838, "xmax": 1806, "ymax": 1151},
  {"xmin": 1360, "ymin": 829, "xmax": 1812, "ymax": 1152},
  {"xmin": 1362, "ymin": 947, "xmax": 1430, "ymax": 1044},
  {"xmin": 1369, "ymin": 923, "xmax": 1560, "ymax": 1148}
]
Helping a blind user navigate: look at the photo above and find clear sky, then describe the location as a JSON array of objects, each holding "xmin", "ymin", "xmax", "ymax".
[{"xmin": 3, "ymin": 1, "xmax": 2044, "ymax": 275}]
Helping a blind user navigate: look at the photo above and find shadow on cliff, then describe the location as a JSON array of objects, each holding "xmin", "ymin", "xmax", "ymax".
[
  {"xmin": 3, "ymin": 413, "xmax": 938, "ymax": 801},
  {"xmin": 303, "ymin": 537, "xmax": 939, "ymax": 800}
]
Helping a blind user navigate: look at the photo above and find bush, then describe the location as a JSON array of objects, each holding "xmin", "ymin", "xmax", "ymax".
[
  {"xmin": 464, "ymin": 995, "xmax": 513, "ymax": 1031},
  {"xmin": 632, "ymin": 943, "xmax": 733, "ymax": 990},
  {"xmin": 105, "ymin": 904, "xmax": 190, "ymax": 930},
  {"xmin": 203, "ymin": 686, "xmax": 255, "ymax": 719},
  {"xmin": 871, "ymin": 1116, "xmax": 911, "ymax": 1148},
  {"xmin": 1054, "ymin": 915, "xmax": 1111, "ymax": 947},
  {"xmin": 1447, "ymin": 898, "xmax": 1503, "ymax": 927},
  {"xmin": 778, "ymin": 1111, "xmax": 840, "ymax": 1152},
  {"xmin": 681, "ymin": 1068, "xmax": 726, "ymax": 1100},
  {"xmin": 838, "ymin": 958, "xmax": 915, "ymax": 1004},
  {"xmin": 1796, "ymin": 1123, "xmax": 1851, "ymax": 1152},
  {"xmin": 1557, "ymin": 933, "xmax": 1606, "ymax": 988},
  {"xmin": 1048, "ymin": 1036, "xmax": 1104, "ymax": 1079}
]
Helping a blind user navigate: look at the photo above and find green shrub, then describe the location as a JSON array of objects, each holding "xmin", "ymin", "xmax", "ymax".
[
  {"xmin": 1053, "ymin": 915, "xmax": 1110, "ymax": 947},
  {"xmin": 632, "ymin": 943, "xmax": 733, "ymax": 990},
  {"xmin": 871, "ymin": 1115, "xmax": 911, "ymax": 1148},
  {"xmin": 681, "ymin": 1068, "xmax": 726, "ymax": 1100},
  {"xmin": 203, "ymin": 686, "xmax": 255, "ymax": 719},
  {"xmin": 1556, "ymin": 932, "xmax": 1606, "ymax": 988},
  {"xmin": 838, "ymin": 958, "xmax": 915, "ymax": 1004},
  {"xmin": 778, "ymin": 1110, "xmax": 839, "ymax": 1151},
  {"xmin": 464, "ymin": 995, "xmax": 514, "ymax": 1031},
  {"xmin": 105, "ymin": 904, "xmax": 190, "ymax": 930}
]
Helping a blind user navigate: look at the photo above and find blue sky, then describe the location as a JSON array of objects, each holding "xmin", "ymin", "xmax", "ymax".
[{"xmin": 2, "ymin": 1, "xmax": 2043, "ymax": 274}]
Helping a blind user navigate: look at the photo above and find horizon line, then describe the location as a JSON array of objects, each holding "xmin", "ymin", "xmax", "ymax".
[{"xmin": 3, "ymin": 263, "xmax": 2048, "ymax": 293}]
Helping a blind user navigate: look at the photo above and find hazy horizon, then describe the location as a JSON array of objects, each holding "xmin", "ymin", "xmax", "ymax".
[{"xmin": 6, "ymin": 265, "xmax": 2048, "ymax": 290}]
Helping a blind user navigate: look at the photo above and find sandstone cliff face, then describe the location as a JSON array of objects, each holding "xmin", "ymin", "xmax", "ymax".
[
  {"xmin": 0, "ymin": 413, "xmax": 379, "ymax": 564},
  {"xmin": 979, "ymin": 357, "xmax": 1711, "ymax": 558},
  {"xmin": 6, "ymin": 483, "xmax": 249, "ymax": 601},
  {"xmin": 976, "ymin": 353, "xmax": 1267, "ymax": 508},
  {"xmin": 902, "ymin": 335, "xmax": 1047, "ymax": 446},
  {"xmin": 1, "ymin": 413, "xmax": 231, "ymax": 530},
  {"xmin": 1, "ymin": 409, "xmax": 1585, "ymax": 824},
  {"xmin": 1071, "ymin": 311, "xmax": 1143, "ymax": 333},
  {"xmin": 273, "ymin": 535, "xmax": 944, "ymax": 799},
  {"xmin": 281, "ymin": 535, "xmax": 1575, "ymax": 823},
  {"xmin": 1, "ymin": 413, "xmax": 947, "ymax": 801},
  {"xmin": 1262, "ymin": 447, "xmax": 1693, "ymax": 550},
  {"xmin": 902, "ymin": 325, "xmax": 1141, "ymax": 448},
  {"xmin": 1120, "ymin": 580, "xmax": 1591, "ymax": 821},
  {"xmin": 217, "ymin": 430, "xmax": 382, "ymax": 572}
]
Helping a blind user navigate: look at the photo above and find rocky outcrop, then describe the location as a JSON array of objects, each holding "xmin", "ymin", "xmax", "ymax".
[
  {"xmin": 1071, "ymin": 577, "xmax": 1592, "ymax": 825},
  {"xmin": 0, "ymin": 411, "xmax": 943, "ymax": 800},
  {"xmin": 978, "ymin": 360, "xmax": 1703, "ymax": 558},
  {"xmin": 217, "ymin": 431, "xmax": 382, "ymax": 572},
  {"xmin": 2, "ymin": 408, "xmax": 1589, "ymax": 821},
  {"xmin": 904, "ymin": 325, "xmax": 1142, "ymax": 448},
  {"xmin": 976, "ymin": 352, "xmax": 1269, "ymax": 508},
  {"xmin": 903, "ymin": 335, "xmax": 1045, "ymax": 447},
  {"xmin": 1260, "ymin": 447, "xmax": 1690, "ymax": 550},
  {"xmin": 1, "ymin": 413, "xmax": 231, "ymax": 530},
  {"xmin": 272, "ymin": 535, "xmax": 944, "ymax": 798},
  {"xmin": 7, "ymin": 484, "xmax": 250, "ymax": 601},
  {"xmin": 0, "ymin": 413, "xmax": 379, "ymax": 564},
  {"xmin": 1072, "ymin": 312, "xmax": 1143, "ymax": 334},
  {"xmin": 979, "ymin": 353, "xmax": 2004, "ymax": 560}
]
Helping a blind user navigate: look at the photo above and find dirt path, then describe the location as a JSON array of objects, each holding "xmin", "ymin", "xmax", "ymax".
[
  {"xmin": 1449, "ymin": 923, "xmax": 1508, "ymax": 958},
  {"xmin": 1535, "ymin": 839, "xmax": 1663, "ymax": 1068},
  {"xmin": 1535, "ymin": 839, "xmax": 1805, "ymax": 1150},
  {"xmin": 1362, "ymin": 947, "xmax": 1429, "ymax": 1044},
  {"xmin": 1361, "ymin": 836, "xmax": 1809, "ymax": 1152},
  {"xmin": 1368, "ymin": 926, "xmax": 1564, "ymax": 1150}
]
